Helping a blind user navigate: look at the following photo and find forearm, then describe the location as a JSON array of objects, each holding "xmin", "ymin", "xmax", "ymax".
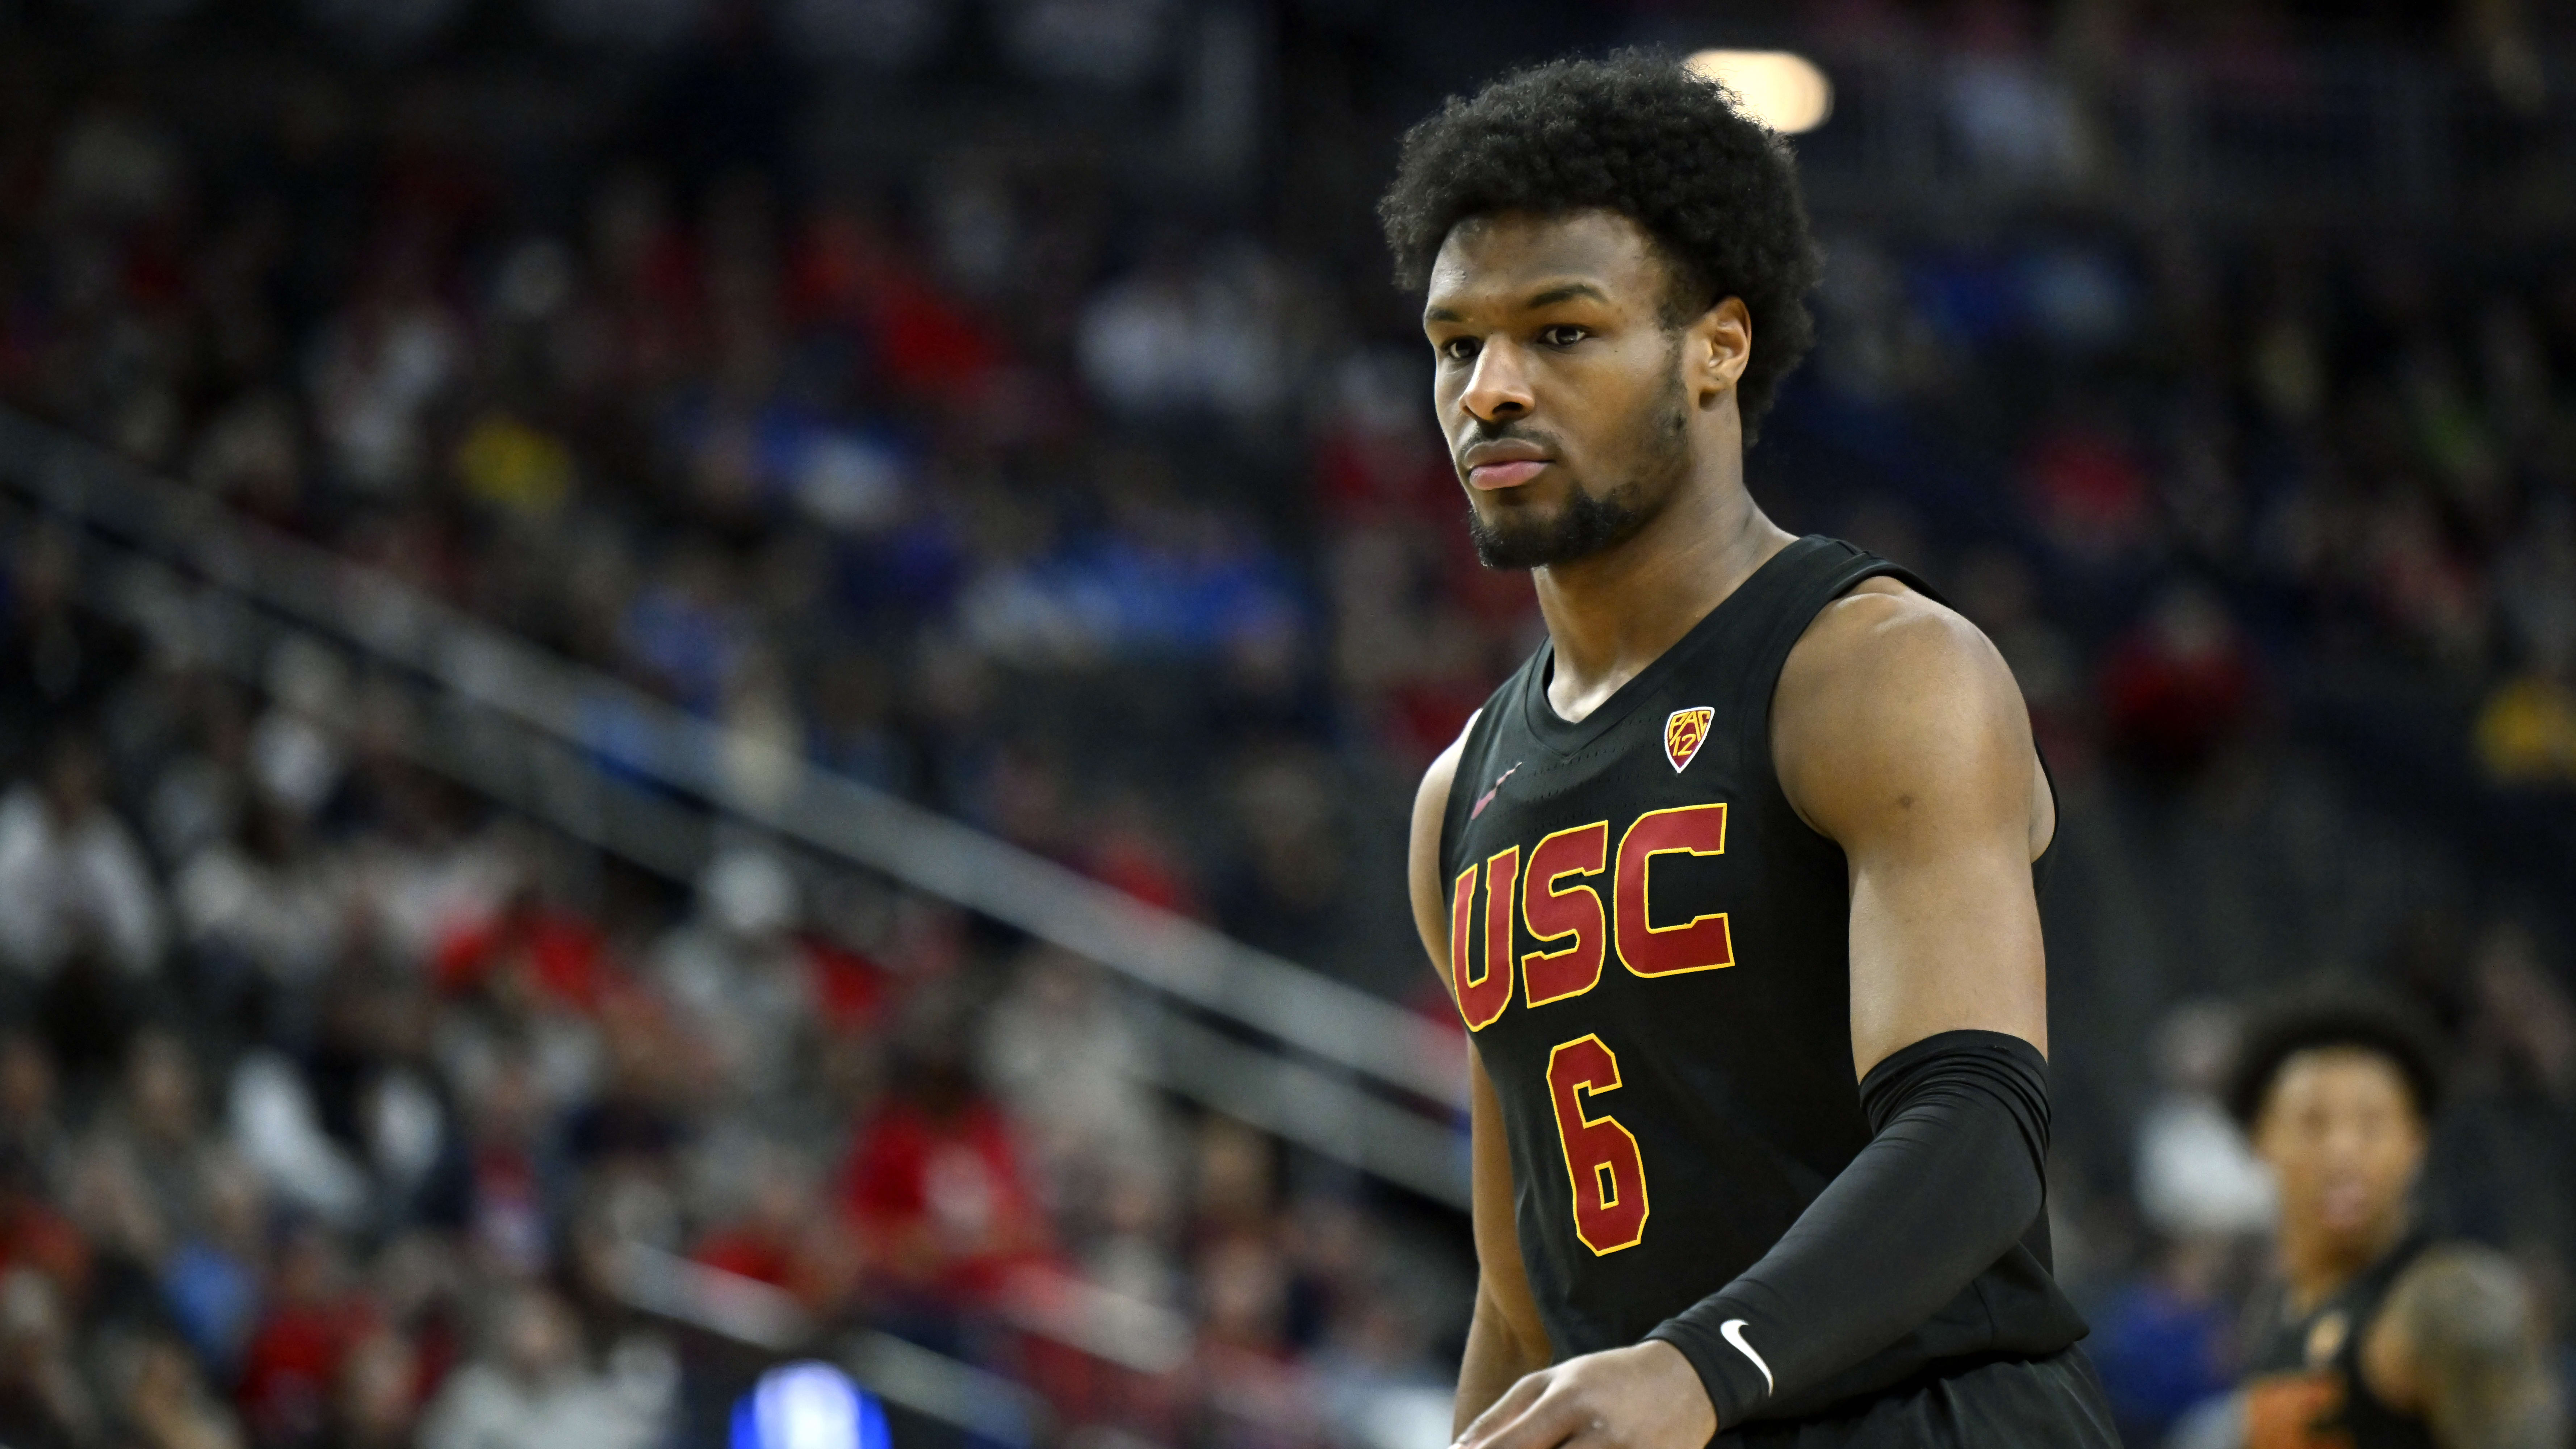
[
  {"xmin": 1457, "ymin": 1283, "xmax": 1549, "ymax": 1434},
  {"xmin": 1647, "ymin": 1030, "xmax": 2051, "ymax": 1427}
]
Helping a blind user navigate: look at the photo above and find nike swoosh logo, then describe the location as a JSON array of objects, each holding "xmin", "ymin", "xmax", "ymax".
[
  {"xmin": 1469, "ymin": 763, "xmax": 1521, "ymax": 820},
  {"xmin": 1721, "ymin": 1319, "xmax": 1774, "ymax": 1396}
]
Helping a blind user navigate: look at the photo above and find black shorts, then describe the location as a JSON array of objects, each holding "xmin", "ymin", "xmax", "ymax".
[{"xmin": 1719, "ymin": 1348, "xmax": 2121, "ymax": 1449}]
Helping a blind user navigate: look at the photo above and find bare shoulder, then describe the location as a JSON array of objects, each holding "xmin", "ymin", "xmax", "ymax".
[
  {"xmin": 1779, "ymin": 577, "xmax": 2017, "ymax": 719},
  {"xmin": 2365, "ymin": 1243, "xmax": 2565, "ymax": 1449},
  {"xmin": 1413, "ymin": 714, "xmax": 1473, "ymax": 833},
  {"xmin": 1406, "ymin": 712, "xmax": 1479, "ymax": 982},
  {"xmin": 2382, "ymin": 1243, "xmax": 2542, "ymax": 1354},
  {"xmin": 1772, "ymin": 577, "xmax": 2034, "ymax": 842}
]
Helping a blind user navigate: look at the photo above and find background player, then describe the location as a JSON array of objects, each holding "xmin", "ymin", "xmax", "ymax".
[
  {"xmin": 2216, "ymin": 998, "xmax": 2565, "ymax": 1449},
  {"xmin": 1393, "ymin": 55, "xmax": 2118, "ymax": 1447}
]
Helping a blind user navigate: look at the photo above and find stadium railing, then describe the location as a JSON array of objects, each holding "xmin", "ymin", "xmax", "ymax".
[{"xmin": 0, "ymin": 406, "xmax": 1471, "ymax": 1211}]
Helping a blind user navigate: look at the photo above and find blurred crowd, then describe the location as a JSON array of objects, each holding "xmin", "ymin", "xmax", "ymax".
[
  {"xmin": 0, "ymin": 686, "xmax": 1462, "ymax": 1449},
  {"xmin": 3, "ymin": 0, "xmax": 2576, "ymax": 1445},
  {"xmin": 1800, "ymin": 222, "xmax": 2576, "ymax": 800}
]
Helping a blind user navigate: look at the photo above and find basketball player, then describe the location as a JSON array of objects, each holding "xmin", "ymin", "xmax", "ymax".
[
  {"xmin": 1388, "ymin": 56, "xmax": 2120, "ymax": 1446},
  {"xmin": 2221, "ymin": 999, "xmax": 2564, "ymax": 1449}
]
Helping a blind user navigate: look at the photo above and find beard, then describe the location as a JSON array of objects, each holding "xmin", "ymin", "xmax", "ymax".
[
  {"xmin": 1462, "ymin": 365, "xmax": 1694, "ymax": 571},
  {"xmin": 1466, "ymin": 481, "xmax": 1655, "ymax": 570}
]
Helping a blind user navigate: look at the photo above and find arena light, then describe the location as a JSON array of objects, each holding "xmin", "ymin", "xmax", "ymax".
[
  {"xmin": 731, "ymin": 1362, "xmax": 891, "ymax": 1449},
  {"xmin": 1685, "ymin": 49, "xmax": 1834, "ymax": 135}
]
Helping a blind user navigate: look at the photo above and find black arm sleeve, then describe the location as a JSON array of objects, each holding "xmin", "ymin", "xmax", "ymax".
[{"xmin": 1643, "ymin": 1029, "xmax": 2052, "ymax": 1429}]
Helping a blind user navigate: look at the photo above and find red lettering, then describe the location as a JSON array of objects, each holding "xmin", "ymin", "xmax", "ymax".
[
  {"xmin": 1521, "ymin": 821, "xmax": 1608, "ymax": 1006},
  {"xmin": 1613, "ymin": 804, "xmax": 1734, "ymax": 977},
  {"xmin": 1449, "ymin": 852, "xmax": 1515, "ymax": 1030}
]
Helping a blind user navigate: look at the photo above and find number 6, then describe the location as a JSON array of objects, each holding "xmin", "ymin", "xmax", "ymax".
[{"xmin": 1546, "ymin": 1034, "xmax": 1650, "ymax": 1255}]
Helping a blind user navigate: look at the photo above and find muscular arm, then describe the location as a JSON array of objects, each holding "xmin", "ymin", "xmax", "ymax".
[
  {"xmin": 1456, "ymin": 1055, "xmax": 1550, "ymax": 1429},
  {"xmin": 1411, "ymin": 721, "xmax": 1554, "ymax": 1430},
  {"xmin": 2363, "ymin": 1245, "xmax": 2567, "ymax": 1449},
  {"xmin": 1641, "ymin": 582, "xmax": 2065, "ymax": 1427},
  {"xmin": 1780, "ymin": 579, "xmax": 2053, "ymax": 1075}
]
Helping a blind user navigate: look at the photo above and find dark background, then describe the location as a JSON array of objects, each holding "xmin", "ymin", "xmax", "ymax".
[{"xmin": 1, "ymin": 0, "xmax": 2573, "ymax": 1445}]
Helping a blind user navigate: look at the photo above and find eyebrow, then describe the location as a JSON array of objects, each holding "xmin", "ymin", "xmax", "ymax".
[
  {"xmin": 1524, "ymin": 281, "xmax": 1610, "ymax": 308},
  {"xmin": 1423, "ymin": 279, "xmax": 1612, "ymax": 326}
]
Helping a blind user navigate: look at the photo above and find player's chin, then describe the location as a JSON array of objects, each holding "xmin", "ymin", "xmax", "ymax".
[
  {"xmin": 1467, "ymin": 494, "xmax": 1561, "ymax": 538},
  {"xmin": 2311, "ymin": 1185, "xmax": 2387, "ymax": 1238},
  {"xmin": 1467, "ymin": 479, "xmax": 1572, "ymax": 525}
]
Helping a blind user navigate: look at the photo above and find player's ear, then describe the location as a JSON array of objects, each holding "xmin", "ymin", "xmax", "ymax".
[{"xmin": 1688, "ymin": 296, "xmax": 1752, "ymax": 407}]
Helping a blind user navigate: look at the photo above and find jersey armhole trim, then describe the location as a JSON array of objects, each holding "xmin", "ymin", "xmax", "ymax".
[
  {"xmin": 1744, "ymin": 549, "xmax": 1939, "ymax": 852},
  {"xmin": 1436, "ymin": 696, "xmax": 1508, "ymax": 888}
]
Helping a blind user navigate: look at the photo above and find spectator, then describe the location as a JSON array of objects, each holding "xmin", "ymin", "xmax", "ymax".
[
  {"xmin": 2097, "ymin": 582, "xmax": 2259, "ymax": 781},
  {"xmin": 981, "ymin": 947, "xmax": 1171, "ymax": 1225},
  {"xmin": 0, "ymin": 1149, "xmax": 91, "ymax": 1314},
  {"xmin": 0, "ymin": 1034, "xmax": 70, "ymax": 1198},
  {"xmin": 2475, "ymin": 637, "xmax": 2576, "ymax": 789},
  {"xmin": 842, "ymin": 1001, "xmax": 1049, "ymax": 1311},
  {"xmin": 0, "ymin": 1268, "xmax": 98, "ymax": 1448},
  {"xmin": 229, "ymin": 1050, "xmax": 372, "ymax": 1231},
  {"xmin": 652, "ymin": 847, "xmax": 818, "ymax": 1110},
  {"xmin": 160, "ymin": 1157, "xmax": 268, "ymax": 1381},
  {"xmin": 0, "ymin": 735, "xmax": 166, "ymax": 981},
  {"xmin": 304, "ymin": 277, "xmax": 465, "ymax": 500},
  {"xmin": 2020, "ymin": 405, "xmax": 2157, "ymax": 563},
  {"xmin": 0, "ymin": 529, "xmax": 140, "ymax": 768},
  {"xmin": 331, "ymin": 1326, "xmax": 420, "ymax": 1449},
  {"xmin": 1191, "ymin": 1231, "xmax": 1322, "ymax": 1447},
  {"xmin": 173, "ymin": 800, "xmax": 348, "ymax": 994},
  {"xmin": 113, "ymin": 1332, "xmax": 247, "ymax": 1449},
  {"xmin": 104, "ymin": 1032, "xmax": 230, "ymax": 1241},
  {"xmin": 2083, "ymin": 1235, "xmax": 2242, "ymax": 1447},
  {"xmin": 560, "ymin": 991, "xmax": 691, "ymax": 1177},
  {"xmin": 234, "ymin": 1223, "xmax": 376, "ymax": 1447},
  {"xmin": 299, "ymin": 969, "xmax": 470, "ymax": 1233},
  {"xmin": 1211, "ymin": 750, "xmax": 1349, "ymax": 964},
  {"xmin": 689, "ymin": 1140, "xmax": 853, "ymax": 1313},
  {"xmin": 414, "ymin": 1286, "xmax": 661, "ymax": 1449},
  {"xmin": 2133, "ymin": 1001, "xmax": 2276, "ymax": 1242},
  {"xmin": 457, "ymin": 1050, "xmax": 561, "ymax": 1282}
]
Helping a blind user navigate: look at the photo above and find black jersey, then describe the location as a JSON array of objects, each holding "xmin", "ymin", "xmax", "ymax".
[
  {"xmin": 2240, "ymin": 1235, "xmax": 2439, "ymax": 1449},
  {"xmin": 1438, "ymin": 535, "xmax": 2087, "ymax": 1419}
]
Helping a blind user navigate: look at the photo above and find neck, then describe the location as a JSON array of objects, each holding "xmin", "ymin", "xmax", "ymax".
[
  {"xmin": 1533, "ymin": 455, "xmax": 1794, "ymax": 723},
  {"xmin": 2280, "ymin": 1205, "xmax": 2413, "ymax": 1311}
]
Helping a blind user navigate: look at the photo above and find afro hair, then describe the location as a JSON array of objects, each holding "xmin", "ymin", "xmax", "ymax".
[
  {"xmin": 2224, "ymin": 993, "xmax": 2446, "ymax": 1130},
  {"xmin": 1379, "ymin": 51, "xmax": 1824, "ymax": 444}
]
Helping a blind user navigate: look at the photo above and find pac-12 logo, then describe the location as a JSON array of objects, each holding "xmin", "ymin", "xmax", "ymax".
[{"xmin": 1663, "ymin": 707, "xmax": 1714, "ymax": 773}]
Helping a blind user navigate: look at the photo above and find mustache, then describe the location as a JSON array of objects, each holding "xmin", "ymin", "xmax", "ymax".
[{"xmin": 1459, "ymin": 418, "xmax": 1561, "ymax": 449}]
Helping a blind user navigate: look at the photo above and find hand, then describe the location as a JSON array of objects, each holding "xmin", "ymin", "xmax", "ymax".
[{"xmin": 1455, "ymin": 1341, "xmax": 1718, "ymax": 1449}]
